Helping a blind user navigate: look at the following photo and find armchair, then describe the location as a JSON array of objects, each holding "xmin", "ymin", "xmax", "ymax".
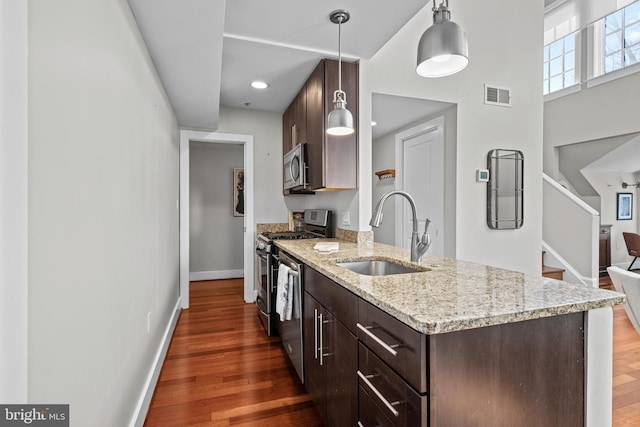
[{"xmin": 623, "ymin": 232, "xmax": 640, "ymax": 271}]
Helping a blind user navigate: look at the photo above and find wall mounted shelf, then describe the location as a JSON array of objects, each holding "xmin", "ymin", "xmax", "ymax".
[{"xmin": 375, "ymin": 169, "xmax": 396, "ymax": 180}]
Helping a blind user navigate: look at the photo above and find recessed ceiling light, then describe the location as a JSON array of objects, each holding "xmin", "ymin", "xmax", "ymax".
[
  {"xmin": 251, "ymin": 81, "xmax": 269, "ymax": 89},
  {"xmin": 371, "ymin": 121, "xmax": 378, "ymax": 126}
]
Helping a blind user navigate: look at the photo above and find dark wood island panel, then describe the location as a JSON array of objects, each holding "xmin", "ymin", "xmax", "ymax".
[{"xmin": 429, "ymin": 312, "xmax": 585, "ymax": 427}]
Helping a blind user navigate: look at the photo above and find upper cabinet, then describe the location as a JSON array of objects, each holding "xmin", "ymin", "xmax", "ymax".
[
  {"xmin": 283, "ymin": 81, "xmax": 309, "ymax": 153},
  {"xmin": 283, "ymin": 58, "xmax": 358, "ymax": 194}
]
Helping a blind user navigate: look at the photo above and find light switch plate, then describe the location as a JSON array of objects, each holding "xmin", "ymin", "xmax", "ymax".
[{"xmin": 476, "ymin": 169, "xmax": 489, "ymax": 182}]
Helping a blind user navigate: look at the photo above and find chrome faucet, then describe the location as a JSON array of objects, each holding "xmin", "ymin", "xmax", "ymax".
[{"xmin": 370, "ymin": 190, "xmax": 431, "ymax": 263}]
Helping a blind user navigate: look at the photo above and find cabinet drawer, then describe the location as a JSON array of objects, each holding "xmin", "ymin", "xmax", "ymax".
[
  {"xmin": 358, "ymin": 299, "xmax": 427, "ymax": 393},
  {"xmin": 358, "ymin": 343, "xmax": 427, "ymax": 427},
  {"xmin": 304, "ymin": 266, "xmax": 357, "ymax": 334},
  {"xmin": 359, "ymin": 385, "xmax": 395, "ymax": 427}
]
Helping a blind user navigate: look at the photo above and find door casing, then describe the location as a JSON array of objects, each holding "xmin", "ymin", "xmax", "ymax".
[{"xmin": 179, "ymin": 130, "xmax": 255, "ymax": 308}]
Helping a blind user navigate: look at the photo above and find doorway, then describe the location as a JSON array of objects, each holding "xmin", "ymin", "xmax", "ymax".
[
  {"xmin": 179, "ymin": 130, "xmax": 254, "ymax": 309},
  {"xmin": 395, "ymin": 116, "xmax": 445, "ymax": 256}
]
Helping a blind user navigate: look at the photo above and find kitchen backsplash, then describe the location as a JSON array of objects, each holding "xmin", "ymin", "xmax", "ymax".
[{"xmin": 256, "ymin": 223, "xmax": 290, "ymax": 233}]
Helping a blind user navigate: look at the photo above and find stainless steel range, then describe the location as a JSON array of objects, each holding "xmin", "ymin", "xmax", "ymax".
[{"xmin": 255, "ymin": 209, "xmax": 333, "ymax": 337}]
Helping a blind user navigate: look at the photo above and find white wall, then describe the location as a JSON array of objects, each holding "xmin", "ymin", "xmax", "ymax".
[
  {"xmin": 216, "ymin": 107, "xmax": 290, "ymax": 224},
  {"xmin": 543, "ymin": 176, "xmax": 599, "ymax": 284},
  {"xmin": 0, "ymin": 0, "xmax": 28, "ymax": 403},
  {"xmin": 544, "ymin": 72, "xmax": 640, "ymax": 177},
  {"xmin": 28, "ymin": 1, "xmax": 179, "ymax": 425},
  {"xmin": 360, "ymin": 0, "xmax": 544, "ymax": 274},
  {"xmin": 557, "ymin": 135, "xmax": 634, "ymax": 197},
  {"xmin": 543, "ymin": 49, "xmax": 640, "ymax": 269},
  {"xmin": 215, "ymin": 106, "xmax": 361, "ymax": 234},
  {"xmin": 582, "ymin": 170, "xmax": 640, "ymax": 266},
  {"xmin": 372, "ymin": 128, "xmax": 399, "ymax": 245},
  {"xmin": 189, "ymin": 143, "xmax": 244, "ymax": 274},
  {"xmin": 371, "ymin": 106, "xmax": 457, "ymax": 258}
]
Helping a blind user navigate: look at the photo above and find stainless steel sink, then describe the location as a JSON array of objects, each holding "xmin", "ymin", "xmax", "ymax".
[{"xmin": 336, "ymin": 259, "xmax": 429, "ymax": 276}]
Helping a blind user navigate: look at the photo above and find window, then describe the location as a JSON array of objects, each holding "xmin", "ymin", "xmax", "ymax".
[
  {"xmin": 543, "ymin": 32, "xmax": 577, "ymax": 95},
  {"xmin": 603, "ymin": 0, "xmax": 640, "ymax": 73}
]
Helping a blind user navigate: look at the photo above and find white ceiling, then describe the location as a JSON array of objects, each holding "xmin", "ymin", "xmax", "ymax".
[
  {"xmin": 127, "ymin": 0, "xmax": 226, "ymax": 130},
  {"xmin": 127, "ymin": 0, "xmax": 430, "ymax": 130},
  {"xmin": 584, "ymin": 135, "xmax": 640, "ymax": 173}
]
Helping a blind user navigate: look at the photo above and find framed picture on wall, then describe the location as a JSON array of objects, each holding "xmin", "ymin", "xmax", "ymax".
[
  {"xmin": 233, "ymin": 168, "xmax": 244, "ymax": 217},
  {"xmin": 617, "ymin": 192, "xmax": 633, "ymax": 220}
]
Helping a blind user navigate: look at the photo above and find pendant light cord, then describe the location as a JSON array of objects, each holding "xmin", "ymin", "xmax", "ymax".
[
  {"xmin": 433, "ymin": 0, "xmax": 448, "ymax": 12},
  {"xmin": 338, "ymin": 16, "xmax": 342, "ymax": 94}
]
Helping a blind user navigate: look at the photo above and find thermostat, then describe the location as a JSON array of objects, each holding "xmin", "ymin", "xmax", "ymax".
[{"xmin": 476, "ymin": 169, "xmax": 489, "ymax": 182}]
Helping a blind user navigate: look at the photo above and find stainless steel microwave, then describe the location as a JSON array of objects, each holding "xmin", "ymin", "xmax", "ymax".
[{"xmin": 283, "ymin": 144, "xmax": 307, "ymax": 190}]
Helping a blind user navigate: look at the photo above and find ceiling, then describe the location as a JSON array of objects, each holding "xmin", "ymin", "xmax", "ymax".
[
  {"xmin": 127, "ymin": 0, "xmax": 430, "ymax": 130},
  {"xmin": 585, "ymin": 135, "xmax": 640, "ymax": 173}
]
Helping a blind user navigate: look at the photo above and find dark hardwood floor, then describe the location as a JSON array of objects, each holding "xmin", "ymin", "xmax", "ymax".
[
  {"xmin": 144, "ymin": 279, "xmax": 322, "ymax": 427},
  {"xmin": 145, "ymin": 277, "xmax": 640, "ymax": 426}
]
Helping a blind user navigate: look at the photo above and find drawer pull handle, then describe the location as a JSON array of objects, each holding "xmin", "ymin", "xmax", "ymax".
[
  {"xmin": 357, "ymin": 323, "xmax": 398, "ymax": 357},
  {"xmin": 357, "ymin": 423, "xmax": 364, "ymax": 427},
  {"xmin": 314, "ymin": 309, "xmax": 319, "ymax": 360},
  {"xmin": 357, "ymin": 370, "xmax": 400, "ymax": 417},
  {"xmin": 319, "ymin": 312, "xmax": 324, "ymax": 366}
]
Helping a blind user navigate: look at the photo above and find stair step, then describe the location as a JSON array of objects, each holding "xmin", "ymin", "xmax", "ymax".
[{"xmin": 542, "ymin": 265, "xmax": 565, "ymax": 280}]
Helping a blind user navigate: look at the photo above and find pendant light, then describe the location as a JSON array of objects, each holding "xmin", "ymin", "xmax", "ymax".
[
  {"xmin": 416, "ymin": 0, "xmax": 469, "ymax": 78},
  {"xmin": 327, "ymin": 9, "xmax": 354, "ymax": 136}
]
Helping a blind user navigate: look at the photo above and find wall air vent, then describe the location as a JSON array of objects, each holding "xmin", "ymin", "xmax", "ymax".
[{"xmin": 484, "ymin": 85, "xmax": 511, "ymax": 107}]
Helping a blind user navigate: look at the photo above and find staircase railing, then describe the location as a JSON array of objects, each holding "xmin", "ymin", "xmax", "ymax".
[{"xmin": 542, "ymin": 173, "xmax": 600, "ymax": 287}]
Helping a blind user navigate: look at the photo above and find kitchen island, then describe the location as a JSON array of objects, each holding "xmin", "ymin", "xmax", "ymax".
[{"xmin": 275, "ymin": 238, "xmax": 624, "ymax": 427}]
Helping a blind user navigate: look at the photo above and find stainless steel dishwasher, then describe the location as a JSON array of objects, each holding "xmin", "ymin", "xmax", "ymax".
[{"xmin": 276, "ymin": 250, "xmax": 304, "ymax": 383}]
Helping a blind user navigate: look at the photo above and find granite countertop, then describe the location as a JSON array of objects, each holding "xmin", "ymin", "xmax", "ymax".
[{"xmin": 274, "ymin": 239, "xmax": 625, "ymax": 335}]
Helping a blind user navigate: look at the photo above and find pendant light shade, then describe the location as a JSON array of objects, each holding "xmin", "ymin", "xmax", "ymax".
[
  {"xmin": 327, "ymin": 93, "xmax": 354, "ymax": 136},
  {"xmin": 327, "ymin": 10, "xmax": 354, "ymax": 136},
  {"xmin": 416, "ymin": 1, "xmax": 469, "ymax": 78}
]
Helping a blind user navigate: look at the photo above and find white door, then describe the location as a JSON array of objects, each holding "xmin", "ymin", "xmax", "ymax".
[{"xmin": 395, "ymin": 117, "xmax": 444, "ymax": 256}]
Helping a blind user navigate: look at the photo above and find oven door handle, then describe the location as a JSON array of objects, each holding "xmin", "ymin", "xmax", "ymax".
[
  {"xmin": 256, "ymin": 295, "xmax": 269, "ymax": 315},
  {"xmin": 270, "ymin": 263, "xmax": 277, "ymax": 294},
  {"xmin": 278, "ymin": 258, "xmax": 300, "ymax": 274}
]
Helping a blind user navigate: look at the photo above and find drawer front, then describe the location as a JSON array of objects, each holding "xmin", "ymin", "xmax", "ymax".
[
  {"xmin": 358, "ymin": 343, "xmax": 427, "ymax": 427},
  {"xmin": 359, "ymin": 385, "xmax": 396, "ymax": 427},
  {"xmin": 305, "ymin": 266, "xmax": 357, "ymax": 334},
  {"xmin": 358, "ymin": 299, "xmax": 427, "ymax": 393}
]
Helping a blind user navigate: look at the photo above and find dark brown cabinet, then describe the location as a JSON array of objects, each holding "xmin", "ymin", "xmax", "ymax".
[
  {"xmin": 302, "ymin": 266, "xmax": 585, "ymax": 427},
  {"xmin": 600, "ymin": 224, "xmax": 612, "ymax": 275},
  {"xmin": 357, "ymin": 299, "xmax": 427, "ymax": 427},
  {"xmin": 282, "ymin": 102, "xmax": 294, "ymax": 154},
  {"xmin": 283, "ymin": 82, "xmax": 309, "ymax": 155},
  {"xmin": 295, "ymin": 82, "xmax": 307, "ymax": 148},
  {"xmin": 283, "ymin": 58, "xmax": 358, "ymax": 194},
  {"xmin": 303, "ymin": 266, "xmax": 357, "ymax": 427},
  {"xmin": 358, "ymin": 343, "xmax": 427, "ymax": 426},
  {"xmin": 358, "ymin": 298, "xmax": 584, "ymax": 427}
]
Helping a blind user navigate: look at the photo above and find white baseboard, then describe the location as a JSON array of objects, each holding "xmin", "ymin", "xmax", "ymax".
[
  {"xmin": 189, "ymin": 270, "xmax": 244, "ymax": 281},
  {"xmin": 129, "ymin": 297, "xmax": 181, "ymax": 427}
]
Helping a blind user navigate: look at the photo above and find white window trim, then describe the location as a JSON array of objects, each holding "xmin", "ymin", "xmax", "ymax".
[
  {"xmin": 585, "ymin": 2, "xmax": 640, "ymax": 88},
  {"xmin": 587, "ymin": 60, "xmax": 640, "ymax": 87},
  {"xmin": 544, "ymin": 30, "xmax": 582, "ymax": 97},
  {"xmin": 543, "ymin": 82, "xmax": 581, "ymax": 102}
]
